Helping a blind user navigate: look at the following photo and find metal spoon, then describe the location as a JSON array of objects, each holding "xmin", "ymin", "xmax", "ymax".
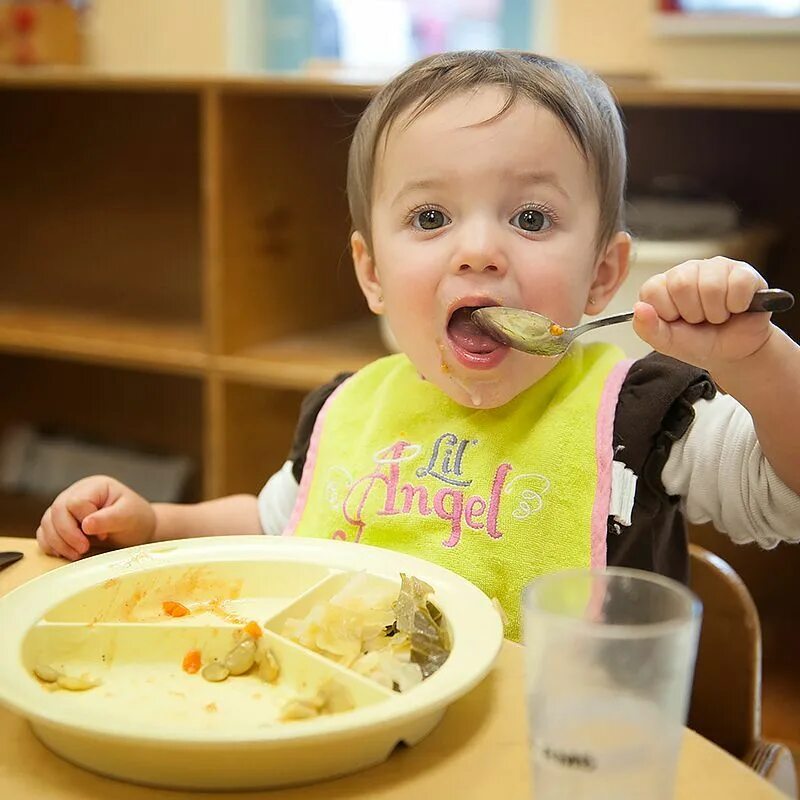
[{"xmin": 471, "ymin": 288, "xmax": 795, "ymax": 358}]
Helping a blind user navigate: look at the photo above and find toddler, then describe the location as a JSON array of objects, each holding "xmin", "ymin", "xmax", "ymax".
[{"xmin": 37, "ymin": 52, "xmax": 800, "ymax": 639}]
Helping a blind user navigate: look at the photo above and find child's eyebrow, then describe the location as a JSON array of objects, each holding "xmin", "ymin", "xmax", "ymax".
[
  {"xmin": 390, "ymin": 178, "xmax": 447, "ymax": 207},
  {"xmin": 513, "ymin": 170, "xmax": 571, "ymax": 201},
  {"xmin": 390, "ymin": 171, "xmax": 570, "ymax": 207}
]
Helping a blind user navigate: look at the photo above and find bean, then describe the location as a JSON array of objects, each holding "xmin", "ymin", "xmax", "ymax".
[
  {"xmin": 56, "ymin": 674, "xmax": 98, "ymax": 691},
  {"xmin": 201, "ymin": 661, "xmax": 230, "ymax": 682},
  {"xmin": 224, "ymin": 638, "xmax": 256, "ymax": 675},
  {"xmin": 257, "ymin": 648, "xmax": 280, "ymax": 683},
  {"xmin": 33, "ymin": 664, "xmax": 60, "ymax": 683}
]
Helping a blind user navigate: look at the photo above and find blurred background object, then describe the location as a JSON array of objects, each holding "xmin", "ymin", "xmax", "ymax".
[{"xmin": 0, "ymin": 1, "xmax": 85, "ymax": 66}]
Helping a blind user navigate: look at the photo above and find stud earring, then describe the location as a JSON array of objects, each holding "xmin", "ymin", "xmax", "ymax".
[{"xmin": 588, "ymin": 296, "xmax": 596, "ymax": 305}]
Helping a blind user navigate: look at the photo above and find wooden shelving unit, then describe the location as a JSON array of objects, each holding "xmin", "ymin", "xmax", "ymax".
[{"xmin": 1, "ymin": 67, "xmax": 799, "ymax": 756}]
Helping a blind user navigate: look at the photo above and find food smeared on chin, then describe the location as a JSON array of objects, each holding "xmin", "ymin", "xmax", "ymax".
[{"xmin": 283, "ymin": 573, "xmax": 451, "ymax": 692}]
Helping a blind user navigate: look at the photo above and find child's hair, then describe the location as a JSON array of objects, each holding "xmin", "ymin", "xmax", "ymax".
[{"xmin": 347, "ymin": 50, "xmax": 627, "ymax": 254}]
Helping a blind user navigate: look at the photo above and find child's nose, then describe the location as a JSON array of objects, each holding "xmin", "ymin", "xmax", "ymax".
[{"xmin": 453, "ymin": 227, "xmax": 508, "ymax": 275}]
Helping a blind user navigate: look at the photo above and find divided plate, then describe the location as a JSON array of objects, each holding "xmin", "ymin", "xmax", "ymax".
[{"xmin": 0, "ymin": 535, "xmax": 503, "ymax": 790}]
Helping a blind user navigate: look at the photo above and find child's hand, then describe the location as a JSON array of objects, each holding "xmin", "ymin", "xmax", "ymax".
[
  {"xmin": 633, "ymin": 257, "xmax": 773, "ymax": 371},
  {"xmin": 37, "ymin": 476, "xmax": 156, "ymax": 560}
]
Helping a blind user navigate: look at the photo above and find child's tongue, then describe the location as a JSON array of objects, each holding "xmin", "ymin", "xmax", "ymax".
[{"xmin": 447, "ymin": 307, "xmax": 500, "ymax": 354}]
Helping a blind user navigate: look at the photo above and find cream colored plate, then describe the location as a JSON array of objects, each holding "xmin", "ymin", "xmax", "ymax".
[{"xmin": 0, "ymin": 535, "xmax": 503, "ymax": 790}]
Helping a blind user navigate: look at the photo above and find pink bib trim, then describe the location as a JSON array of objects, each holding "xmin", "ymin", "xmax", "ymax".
[
  {"xmin": 590, "ymin": 358, "xmax": 635, "ymax": 567},
  {"xmin": 284, "ymin": 378, "xmax": 351, "ymax": 535}
]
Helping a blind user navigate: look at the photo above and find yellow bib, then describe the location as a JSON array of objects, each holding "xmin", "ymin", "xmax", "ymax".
[{"xmin": 287, "ymin": 344, "xmax": 631, "ymax": 640}]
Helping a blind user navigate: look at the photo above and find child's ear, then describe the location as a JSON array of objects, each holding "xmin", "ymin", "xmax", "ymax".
[
  {"xmin": 351, "ymin": 231, "xmax": 384, "ymax": 315},
  {"xmin": 586, "ymin": 231, "xmax": 631, "ymax": 315}
]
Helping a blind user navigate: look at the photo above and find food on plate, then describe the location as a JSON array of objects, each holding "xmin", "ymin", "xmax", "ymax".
[
  {"xmin": 282, "ymin": 573, "xmax": 450, "ymax": 691},
  {"xmin": 224, "ymin": 637, "xmax": 257, "ymax": 675},
  {"xmin": 56, "ymin": 674, "xmax": 99, "ymax": 691},
  {"xmin": 279, "ymin": 679, "xmax": 355, "ymax": 722},
  {"xmin": 258, "ymin": 648, "xmax": 280, "ymax": 683},
  {"xmin": 201, "ymin": 661, "xmax": 229, "ymax": 682},
  {"xmin": 162, "ymin": 601, "xmax": 190, "ymax": 617},
  {"xmin": 32, "ymin": 663, "xmax": 99, "ymax": 691},
  {"xmin": 33, "ymin": 664, "xmax": 60, "ymax": 683},
  {"xmin": 182, "ymin": 649, "xmax": 202, "ymax": 674},
  {"xmin": 190, "ymin": 623, "xmax": 281, "ymax": 685}
]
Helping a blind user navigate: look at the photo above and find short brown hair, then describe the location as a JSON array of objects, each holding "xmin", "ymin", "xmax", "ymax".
[{"xmin": 347, "ymin": 50, "xmax": 626, "ymax": 253}]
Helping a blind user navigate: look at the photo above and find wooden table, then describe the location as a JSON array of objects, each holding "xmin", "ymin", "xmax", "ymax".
[{"xmin": 0, "ymin": 536, "xmax": 785, "ymax": 799}]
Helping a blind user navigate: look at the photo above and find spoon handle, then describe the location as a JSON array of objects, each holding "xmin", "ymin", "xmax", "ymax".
[
  {"xmin": 748, "ymin": 288, "xmax": 794, "ymax": 313},
  {"xmin": 579, "ymin": 288, "xmax": 794, "ymax": 336}
]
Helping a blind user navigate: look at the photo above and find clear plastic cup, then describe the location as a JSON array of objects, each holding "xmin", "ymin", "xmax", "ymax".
[{"xmin": 522, "ymin": 567, "xmax": 702, "ymax": 800}]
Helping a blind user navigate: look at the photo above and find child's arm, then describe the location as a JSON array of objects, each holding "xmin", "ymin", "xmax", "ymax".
[
  {"xmin": 37, "ymin": 475, "xmax": 260, "ymax": 561},
  {"xmin": 152, "ymin": 495, "xmax": 261, "ymax": 542},
  {"xmin": 633, "ymin": 257, "xmax": 800, "ymax": 495}
]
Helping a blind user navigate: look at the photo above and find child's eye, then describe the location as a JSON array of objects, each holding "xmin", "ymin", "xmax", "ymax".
[
  {"xmin": 510, "ymin": 208, "xmax": 553, "ymax": 233},
  {"xmin": 412, "ymin": 208, "xmax": 451, "ymax": 231}
]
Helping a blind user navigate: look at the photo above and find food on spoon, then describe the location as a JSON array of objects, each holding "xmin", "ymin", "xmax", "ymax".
[
  {"xmin": 282, "ymin": 572, "xmax": 450, "ymax": 691},
  {"xmin": 162, "ymin": 600, "xmax": 190, "ymax": 618},
  {"xmin": 548, "ymin": 323, "xmax": 564, "ymax": 336},
  {"xmin": 244, "ymin": 621, "xmax": 263, "ymax": 639}
]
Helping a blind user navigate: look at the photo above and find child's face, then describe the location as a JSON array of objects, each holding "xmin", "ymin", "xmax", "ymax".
[{"xmin": 353, "ymin": 87, "xmax": 629, "ymax": 408}]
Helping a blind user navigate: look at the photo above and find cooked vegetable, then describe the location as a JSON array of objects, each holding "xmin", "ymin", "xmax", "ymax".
[
  {"xmin": 33, "ymin": 664, "xmax": 60, "ymax": 683},
  {"xmin": 279, "ymin": 680, "xmax": 354, "ymax": 722},
  {"xmin": 56, "ymin": 674, "xmax": 99, "ymax": 691},
  {"xmin": 162, "ymin": 601, "xmax": 190, "ymax": 618},
  {"xmin": 282, "ymin": 572, "xmax": 450, "ymax": 691},
  {"xmin": 394, "ymin": 574, "xmax": 450, "ymax": 679},
  {"xmin": 201, "ymin": 661, "xmax": 230, "ymax": 682},
  {"xmin": 182, "ymin": 649, "xmax": 202, "ymax": 674},
  {"xmin": 243, "ymin": 621, "xmax": 263, "ymax": 639},
  {"xmin": 256, "ymin": 647, "xmax": 280, "ymax": 683},
  {"xmin": 224, "ymin": 638, "xmax": 256, "ymax": 676}
]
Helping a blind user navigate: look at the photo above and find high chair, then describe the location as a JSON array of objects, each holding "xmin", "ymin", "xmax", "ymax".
[{"xmin": 688, "ymin": 544, "xmax": 798, "ymax": 798}]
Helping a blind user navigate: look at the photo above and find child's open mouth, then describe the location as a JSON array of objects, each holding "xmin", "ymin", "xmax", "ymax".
[{"xmin": 446, "ymin": 303, "xmax": 508, "ymax": 369}]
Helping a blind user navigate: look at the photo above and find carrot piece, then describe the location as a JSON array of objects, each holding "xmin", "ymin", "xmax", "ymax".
[
  {"xmin": 244, "ymin": 621, "xmax": 263, "ymax": 639},
  {"xmin": 182, "ymin": 649, "xmax": 202, "ymax": 674},
  {"xmin": 163, "ymin": 600, "xmax": 190, "ymax": 617}
]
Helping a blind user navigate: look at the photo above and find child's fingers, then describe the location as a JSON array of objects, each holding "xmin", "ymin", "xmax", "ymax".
[
  {"xmin": 727, "ymin": 263, "xmax": 768, "ymax": 314},
  {"xmin": 38, "ymin": 509, "xmax": 82, "ymax": 561},
  {"xmin": 632, "ymin": 302, "xmax": 674, "ymax": 351},
  {"xmin": 65, "ymin": 496, "xmax": 98, "ymax": 524},
  {"xmin": 35, "ymin": 525, "xmax": 56, "ymax": 557},
  {"xmin": 50, "ymin": 502, "xmax": 90, "ymax": 555},
  {"xmin": 638, "ymin": 274, "xmax": 680, "ymax": 322},
  {"xmin": 65, "ymin": 497, "xmax": 107, "ymax": 541},
  {"xmin": 82, "ymin": 502, "xmax": 129, "ymax": 537},
  {"xmin": 697, "ymin": 260, "xmax": 732, "ymax": 324},
  {"xmin": 665, "ymin": 261, "xmax": 705, "ymax": 324}
]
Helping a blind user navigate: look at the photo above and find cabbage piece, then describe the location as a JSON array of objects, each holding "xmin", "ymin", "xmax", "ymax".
[{"xmin": 393, "ymin": 573, "xmax": 451, "ymax": 679}]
